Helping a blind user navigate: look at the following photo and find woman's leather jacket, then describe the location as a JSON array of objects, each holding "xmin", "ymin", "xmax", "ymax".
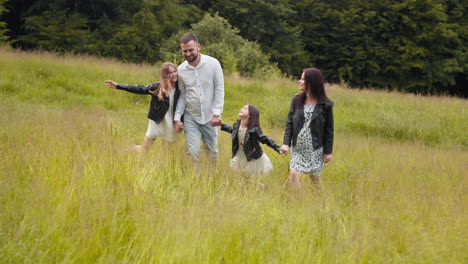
[{"xmin": 283, "ymin": 93, "xmax": 334, "ymax": 154}]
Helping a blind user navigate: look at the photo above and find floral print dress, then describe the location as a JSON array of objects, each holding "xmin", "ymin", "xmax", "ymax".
[{"xmin": 290, "ymin": 104, "xmax": 324, "ymax": 176}]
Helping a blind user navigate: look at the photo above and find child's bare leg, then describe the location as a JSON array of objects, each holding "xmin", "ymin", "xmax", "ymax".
[
  {"xmin": 131, "ymin": 137, "xmax": 156, "ymax": 152},
  {"xmin": 255, "ymin": 175, "xmax": 268, "ymax": 189},
  {"xmin": 141, "ymin": 137, "xmax": 156, "ymax": 152}
]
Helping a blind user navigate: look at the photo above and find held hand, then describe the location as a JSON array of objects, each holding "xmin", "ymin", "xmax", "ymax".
[
  {"xmin": 210, "ymin": 115, "xmax": 222, "ymax": 127},
  {"xmin": 280, "ymin": 145, "xmax": 289, "ymax": 156},
  {"xmin": 323, "ymin": 154, "xmax": 332, "ymax": 163},
  {"xmin": 175, "ymin": 121, "xmax": 184, "ymax": 133},
  {"xmin": 105, "ymin": 80, "xmax": 117, "ymax": 89}
]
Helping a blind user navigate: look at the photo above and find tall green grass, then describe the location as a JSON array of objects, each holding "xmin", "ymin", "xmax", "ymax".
[
  {"xmin": 1, "ymin": 48, "xmax": 467, "ymax": 263},
  {"xmin": 1, "ymin": 48, "xmax": 466, "ymax": 148}
]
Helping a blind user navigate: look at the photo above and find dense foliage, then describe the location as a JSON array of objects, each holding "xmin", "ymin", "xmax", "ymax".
[
  {"xmin": 0, "ymin": 0, "xmax": 7, "ymax": 42},
  {"xmin": 160, "ymin": 13, "xmax": 280, "ymax": 77},
  {"xmin": 1, "ymin": 0, "xmax": 466, "ymax": 96}
]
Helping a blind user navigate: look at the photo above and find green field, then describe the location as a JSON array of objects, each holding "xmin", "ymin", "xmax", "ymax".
[{"xmin": 1, "ymin": 47, "xmax": 467, "ymax": 263}]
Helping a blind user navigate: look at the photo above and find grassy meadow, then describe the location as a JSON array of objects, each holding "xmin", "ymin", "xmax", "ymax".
[{"xmin": 0, "ymin": 47, "xmax": 467, "ymax": 263}]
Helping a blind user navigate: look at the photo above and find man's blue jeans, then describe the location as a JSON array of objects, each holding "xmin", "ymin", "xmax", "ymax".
[{"xmin": 183, "ymin": 112, "xmax": 218, "ymax": 160}]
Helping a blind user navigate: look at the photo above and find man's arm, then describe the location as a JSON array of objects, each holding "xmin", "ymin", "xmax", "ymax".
[
  {"xmin": 211, "ymin": 59, "xmax": 224, "ymax": 117},
  {"xmin": 174, "ymin": 78, "xmax": 186, "ymax": 122},
  {"xmin": 210, "ymin": 59, "xmax": 224, "ymax": 126},
  {"xmin": 174, "ymin": 77, "xmax": 186, "ymax": 133}
]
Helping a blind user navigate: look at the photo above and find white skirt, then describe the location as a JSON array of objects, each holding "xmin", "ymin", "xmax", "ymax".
[
  {"xmin": 145, "ymin": 119, "xmax": 176, "ymax": 142},
  {"xmin": 145, "ymin": 89, "xmax": 176, "ymax": 142},
  {"xmin": 230, "ymin": 147, "xmax": 273, "ymax": 175}
]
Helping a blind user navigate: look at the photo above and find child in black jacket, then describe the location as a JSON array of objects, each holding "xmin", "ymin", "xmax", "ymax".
[
  {"xmin": 221, "ymin": 104, "xmax": 282, "ymax": 175},
  {"xmin": 104, "ymin": 62, "xmax": 179, "ymax": 152}
]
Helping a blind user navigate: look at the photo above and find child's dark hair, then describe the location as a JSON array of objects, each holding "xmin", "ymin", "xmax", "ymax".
[{"xmin": 247, "ymin": 104, "xmax": 262, "ymax": 132}]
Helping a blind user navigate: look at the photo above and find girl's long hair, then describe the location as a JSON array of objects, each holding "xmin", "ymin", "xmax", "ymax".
[
  {"xmin": 154, "ymin": 62, "xmax": 176, "ymax": 101},
  {"xmin": 247, "ymin": 104, "xmax": 262, "ymax": 132},
  {"xmin": 296, "ymin": 68, "xmax": 330, "ymax": 109}
]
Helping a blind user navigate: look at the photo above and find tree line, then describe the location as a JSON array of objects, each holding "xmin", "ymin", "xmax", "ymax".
[{"xmin": 1, "ymin": 0, "xmax": 466, "ymax": 96}]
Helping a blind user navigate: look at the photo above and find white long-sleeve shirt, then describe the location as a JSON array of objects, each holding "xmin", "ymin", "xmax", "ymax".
[{"xmin": 174, "ymin": 54, "xmax": 224, "ymax": 124}]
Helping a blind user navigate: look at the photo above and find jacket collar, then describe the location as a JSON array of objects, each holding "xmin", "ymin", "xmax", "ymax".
[
  {"xmin": 297, "ymin": 100, "xmax": 324, "ymax": 121},
  {"xmin": 233, "ymin": 120, "xmax": 241, "ymax": 129},
  {"xmin": 296, "ymin": 93, "xmax": 329, "ymax": 105},
  {"xmin": 233, "ymin": 120, "xmax": 255, "ymax": 144},
  {"xmin": 234, "ymin": 120, "xmax": 256, "ymax": 133},
  {"xmin": 311, "ymin": 104, "xmax": 323, "ymax": 120},
  {"xmin": 317, "ymin": 98, "xmax": 328, "ymax": 105}
]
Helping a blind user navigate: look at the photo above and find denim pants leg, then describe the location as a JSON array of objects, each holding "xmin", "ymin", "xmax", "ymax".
[
  {"xmin": 200, "ymin": 120, "xmax": 218, "ymax": 159},
  {"xmin": 183, "ymin": 113, "xmax": 218, "ymax": 160}
]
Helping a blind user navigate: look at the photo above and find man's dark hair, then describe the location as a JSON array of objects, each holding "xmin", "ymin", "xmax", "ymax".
[{"xmin": 179, "ymin": 34, "xmax": 199, "ymax": 44}]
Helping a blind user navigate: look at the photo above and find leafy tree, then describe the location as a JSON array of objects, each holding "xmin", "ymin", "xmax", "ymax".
[
  {"xmin": 183, "ymin": 0, "xmax": 212, "ymax": 10},
  {"xmin": 9, "ymin": 0, "xmax": 202, "ymax": 63},
  {"xmin": 0, "ymin": 0, "xmax": 9, "ymax": 42},
  {"xmin": 16, "ymin": 4, "xmax": 91, "ymax": 52},
  {"xmin": 444, "ymin": 0, "xmax": 468, "ymax": 96},
  {"xmin": 2, "ymin": 0, "xmax": 466, "ymax": 95},
  {"xmin": 294, "ymin": 0, "xmax": 467, "ymax": 95},
  {"xmin": 103, "ymin": 6, "xmax": 162, "ymax": 63},
  {"xmin": 211, "ymin": 0, "xmax": 308, "ymax": 76},
  {"xmin": 367, "ymin": 0, "xmax": 464, "ymax": 94},
  {"xmin": 160, "ymin": 13, "xmax": 279, "ymax": 78},
  {"xmin": 100, "ymin": 0, "xmax": 202, "ymax": 63}
]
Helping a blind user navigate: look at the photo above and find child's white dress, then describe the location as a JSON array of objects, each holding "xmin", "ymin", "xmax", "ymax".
[
  {"xmin": 145, "ymin": 88, "xmax": 176, "ymax": 142},
  {"xmin": 230, "ymin": 127, "xmax": 273, "ymax": 175}
]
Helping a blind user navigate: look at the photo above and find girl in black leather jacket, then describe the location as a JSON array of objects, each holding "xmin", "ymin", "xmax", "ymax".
[
  {"xmin": 221, "ymin": 104, "xmax": 282, "ymax": 176},
  {"xmin": 104, "ymin": 62, "xmax": 180, "ymax": 152}
]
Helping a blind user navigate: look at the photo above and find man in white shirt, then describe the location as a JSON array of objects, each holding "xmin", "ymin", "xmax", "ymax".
[{"xmin": 174, "ymin": 34, "xmax": 224, "ymax": 160}]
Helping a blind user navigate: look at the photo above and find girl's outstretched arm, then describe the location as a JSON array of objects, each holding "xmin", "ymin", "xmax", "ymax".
[
  {"xmin": 256, "ymin": 130, "xmax": 282, "ymax": 153},
  {"xmin": 105, "ymin": 80, "xmax": 117, "ymax": 89},
  {"xmin": 115, "ymin": 83, "xmax": 156, "ymax": 95},
  {"xmin": 220, "ymin": 123, "xmax": 233, "ymax": 134},
  {"xmin": 105, "ymin": 80, "xmax": 154, "ymax": 95}
]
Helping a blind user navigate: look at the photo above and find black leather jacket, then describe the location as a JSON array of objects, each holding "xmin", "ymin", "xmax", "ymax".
[
  {"xmin": 222, "ymin": 120, "xmax": 281, "ymax": 161},
  {"xmin": 283, "ymin": 93, "xmax": 334, "ymax": 154},
  {"xmin": 116, "ymin": 83, "xmax": 180, "ymax": 124}
]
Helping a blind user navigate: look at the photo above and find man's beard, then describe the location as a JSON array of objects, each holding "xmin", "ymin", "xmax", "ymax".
[{"xmin": 185, "ymin": 53, "xmax": 198, "ymax": 63}]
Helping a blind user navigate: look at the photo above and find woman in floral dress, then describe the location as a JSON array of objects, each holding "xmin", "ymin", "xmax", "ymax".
[{"xmin": 281, "ymin": 68, "xmax": 334, "ymax": 189}]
